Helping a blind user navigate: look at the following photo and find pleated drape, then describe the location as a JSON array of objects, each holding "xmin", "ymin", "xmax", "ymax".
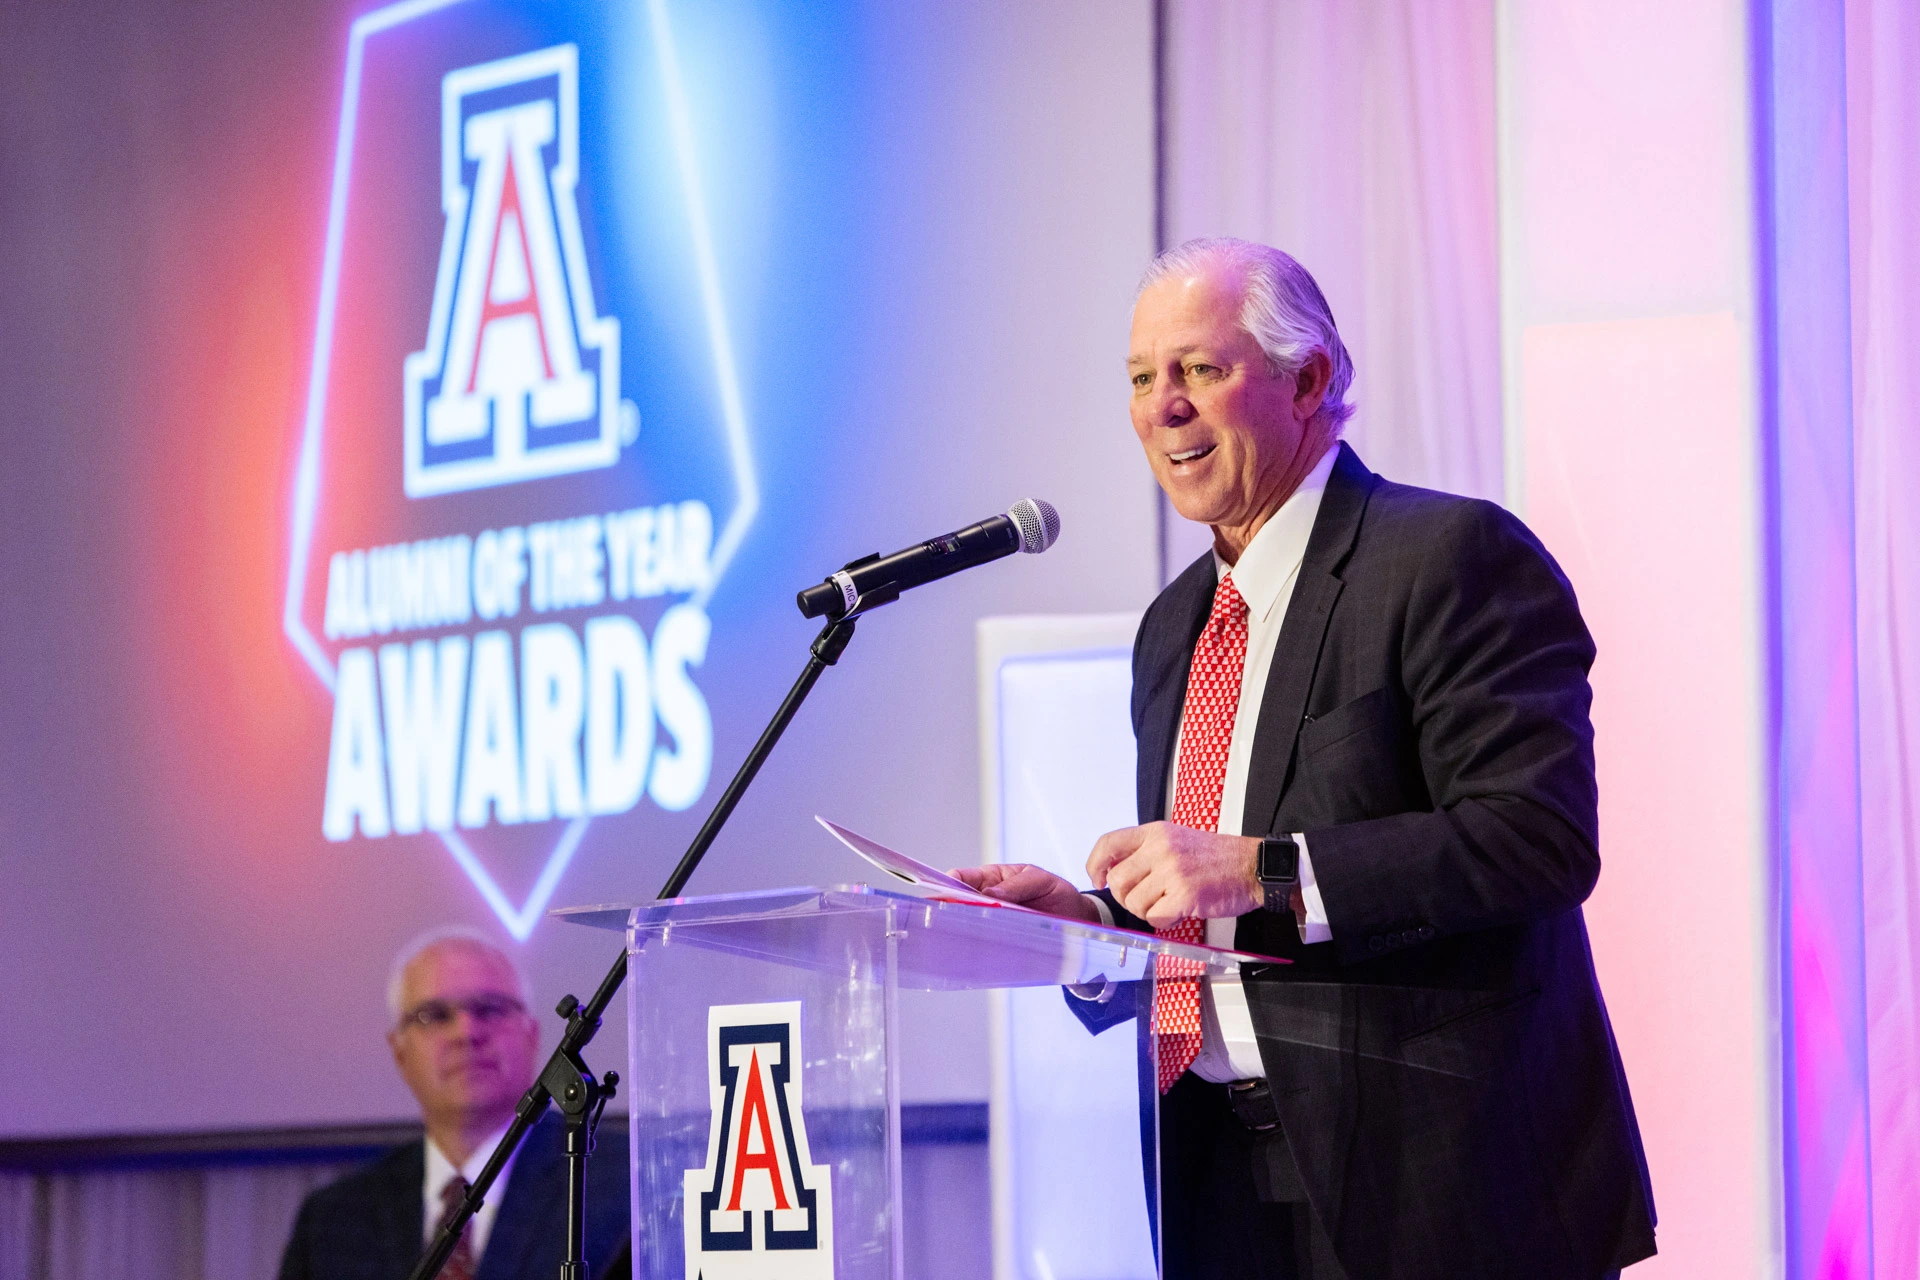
[
  {"xmin": 1849, "ymin": 0, "xmax": 1920, "ymax": 1271},
  {"xmin": 0, "ymin": 1163, "xmax": 357, "ymax": 1280},
  {"xmin": 1159, "ymin": 0, "xmax": 1502, "ymax": 578}
]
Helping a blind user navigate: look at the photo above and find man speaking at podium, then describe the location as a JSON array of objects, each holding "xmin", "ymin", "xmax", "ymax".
[{"xmin": 956, "ymin": 239, "xmax": 1655, "ymax": 1280}]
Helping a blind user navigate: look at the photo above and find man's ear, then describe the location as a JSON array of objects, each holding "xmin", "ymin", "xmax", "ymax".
[{"xmin": 1293, "ymin": 349, "xmax": 1333, "ymax": 421}]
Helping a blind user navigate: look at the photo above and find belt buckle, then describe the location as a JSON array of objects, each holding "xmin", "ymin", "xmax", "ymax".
[{"xmin": 1227, "ymin": 1077, "xmax": 1280, "ymax": 1132}]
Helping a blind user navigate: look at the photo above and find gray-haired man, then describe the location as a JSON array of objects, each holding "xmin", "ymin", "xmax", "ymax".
[
  {"xmin": 958, "ymin": 239, "xmax": 1655, "ymax": 1279},
  {"xmin": 279, "ymin": 928, "xmax": 628, "ymax": 1280}
]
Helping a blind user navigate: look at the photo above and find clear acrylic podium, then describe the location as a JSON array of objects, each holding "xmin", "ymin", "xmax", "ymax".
[{"xmin": 556, "ymin": 883, "xmax": 1264, "ymax": 1280}]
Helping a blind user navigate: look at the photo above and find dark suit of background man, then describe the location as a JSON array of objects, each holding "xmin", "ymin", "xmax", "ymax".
[
  {"xmin": 278, "ymin": 928, "xmax": 627, "ymax": 1280},
  {"xmin": 957, "ymin": 238, "xmax": 1655, "ymax": 1280}
]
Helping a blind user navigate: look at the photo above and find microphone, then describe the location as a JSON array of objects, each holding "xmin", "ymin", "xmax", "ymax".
[{"xmin": 796, "ymin": 499, "xmax": 1061, "ymax": 619}]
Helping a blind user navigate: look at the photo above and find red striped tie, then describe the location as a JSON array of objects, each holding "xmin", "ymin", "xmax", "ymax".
[
  {"xmin": 434, "ymin": 1175, "xmax": 477, "ymax": 1280},
  {"xmin": 1152, "ymin": 573, "xmax": 1249, "ymax": 1094}
]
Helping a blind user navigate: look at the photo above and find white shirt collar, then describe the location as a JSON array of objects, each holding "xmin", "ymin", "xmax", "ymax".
[
  {"xmin": 1213, "ymin": 441, "xmax": 1340, "ymax": 619},
  {"xmin": 426, "ymin": 1119, "xmax": 516, "ymax": 1198},
  {"xmin": 423, "ymin": 1119, "xmax": 517, "ymax": 1248}
]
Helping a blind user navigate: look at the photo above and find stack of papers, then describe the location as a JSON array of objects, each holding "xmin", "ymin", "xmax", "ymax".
[{"xmin": 814, "ymin": 816, "xmax": 1039, "ymax": 912}]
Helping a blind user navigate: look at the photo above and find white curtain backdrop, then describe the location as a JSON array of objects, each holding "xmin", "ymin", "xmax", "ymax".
[
  {"xmin": 1160, "ymin": 0, "xmax": 1502, "ymax": 575},
  {"xmin": 0, "ymin": 1163, "xmax": 357, "ymax": 1280},
  {"xmin": 1848, "ymin": 0, "xmax": 1920, "ymax": 1272},
  {"xmin": 0, "ymin": 1176, "xmax": 33, "ymax": 1278}
]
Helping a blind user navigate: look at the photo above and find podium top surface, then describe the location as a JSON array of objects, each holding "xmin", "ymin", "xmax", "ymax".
[{"xmin": 552, "ymin": 883, "xmax": 1282, "ymax": 992}]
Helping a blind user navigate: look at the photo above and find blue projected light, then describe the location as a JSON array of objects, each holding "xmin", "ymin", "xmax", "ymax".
[{"xmin": 283, "ymin": 0, "xmax": 759, "ymax": 939}]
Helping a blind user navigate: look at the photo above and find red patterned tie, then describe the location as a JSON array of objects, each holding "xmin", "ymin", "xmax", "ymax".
[
  {"xmin": 1152, "ymin": 573, "xmax": 1249, "ymax": 1094},
  {"xmin": 434, "ymin": 1175, "xmax": 477, "ymax": 1280}
]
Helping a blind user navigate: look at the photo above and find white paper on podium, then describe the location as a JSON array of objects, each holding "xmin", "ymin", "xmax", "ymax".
[{"xmin": 815, "ymin": 816, "xmax": 1039, "ymax": 912}]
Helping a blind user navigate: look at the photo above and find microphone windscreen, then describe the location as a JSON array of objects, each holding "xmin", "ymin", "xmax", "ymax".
[{"xmin": 1008, "ymin": 498, "xmax": 1061, "ymax": 554}]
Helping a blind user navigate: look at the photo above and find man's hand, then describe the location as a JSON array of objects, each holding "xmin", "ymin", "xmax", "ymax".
[
  {"xmin": 950, "ymin": 863, "xmax": 1102, "ymax": 922},
  {"xmin": 1087, "ymin": 822, "xmax": 1262, "ymax": 927}
]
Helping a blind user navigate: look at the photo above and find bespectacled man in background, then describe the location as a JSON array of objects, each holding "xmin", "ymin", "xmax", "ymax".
[{"xmin": 278, "ymin": 927, "xmax": 628, "ymax": 1280}]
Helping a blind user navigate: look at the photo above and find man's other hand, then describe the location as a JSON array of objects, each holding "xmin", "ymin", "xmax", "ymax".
[
  {"xmin": 950, "ymin": 864, "xmax": 1102, "ymax": 922},
  {"xmin": 1087, "ymin": 822, "xmax": 1262, "ymax": 927}
]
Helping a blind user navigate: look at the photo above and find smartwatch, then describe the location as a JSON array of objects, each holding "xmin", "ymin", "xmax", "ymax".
[{"xmin": 1256, "ymin": 836, "xmax": 1300, "ymax": 912}]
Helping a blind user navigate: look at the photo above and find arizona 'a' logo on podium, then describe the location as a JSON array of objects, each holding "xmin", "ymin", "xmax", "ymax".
[
  {"xmin": 684, "ymin": 1003, "xmax": 834, "ymax": 1278},
  {"xmin": 403, "ymin": 43, "xmax": 621, "ymax": 497}
]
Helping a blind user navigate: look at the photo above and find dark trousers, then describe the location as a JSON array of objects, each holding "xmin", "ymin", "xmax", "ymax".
[
  {"xmin": 1157, "ymin": 1073, "xmax": 1625, "ymax": 1280},
  {"xmin": 1159, "ymin": 1073, "xmax": 1344, "ymax": 1280}
]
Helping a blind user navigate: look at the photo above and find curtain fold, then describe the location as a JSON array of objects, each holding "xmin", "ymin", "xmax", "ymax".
[
  {"xmin": 0, "ymin": 1162, "xmax": 359, "ymax": 1280},
  {"xmin": 1848, "ymin": 0, "xmax": 1920, "ymax": 1272},
  {"xmin": 1161, "ymin": 0, "xmax": 1502, "ymax": 530},
  {"xmin": 42, "ymin": 1171, "xmax": 204, "ymax": 1279},
  {"xmin": 0, "ymin": 1175, "xmax": 38, "ymax": 1277}
]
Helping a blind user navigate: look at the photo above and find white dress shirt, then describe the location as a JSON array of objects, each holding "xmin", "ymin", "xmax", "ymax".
[
  {"xmin": 1092, "ymin": 442, "xmax": 1340, "ymax": 1083},
  {"xmin": 423, "ymin": 1121, "xmax": 519, "ymax": 1259}
]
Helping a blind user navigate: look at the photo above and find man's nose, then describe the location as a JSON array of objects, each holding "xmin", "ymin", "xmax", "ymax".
[
  {"xmin": 449, "ymin": 1009, "xmax": 491, "ymax": 1040},
  {"xmin": 1146, "ymin": 381, "xmax": 1194, "ymax": 430}
]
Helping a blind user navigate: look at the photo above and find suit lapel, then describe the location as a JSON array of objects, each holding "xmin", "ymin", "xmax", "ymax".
[
  {"xmin": 476, "ymin": 1115, "xmax": 563, "ymax": 1280},
  {"xmin": 1136, "ymin": 552, "xmax": 1217, "ymax": 823},
  {"xmin": 377, "ymin": 1142, "xmax": 428, "ymax": 1280},
  {"xmin": 1239, "ymin": 443, "xmax": 1375, "ymax": 838}
]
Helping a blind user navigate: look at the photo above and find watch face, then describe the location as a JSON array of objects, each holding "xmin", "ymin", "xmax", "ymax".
[{"xmin": 1259, "ymin": 838, "xmax": 1298, "ymax": 884}]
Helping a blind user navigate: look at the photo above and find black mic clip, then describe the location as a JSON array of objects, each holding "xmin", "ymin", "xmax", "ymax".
[{"xmin": 829, "ymin": 553, "xmax": 900, "ymax": 620}]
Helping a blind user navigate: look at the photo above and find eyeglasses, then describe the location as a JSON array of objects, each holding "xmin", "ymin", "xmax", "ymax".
[{"xmin": 399, "ymin": 994, "xmax": 527, "ymax": 1032}]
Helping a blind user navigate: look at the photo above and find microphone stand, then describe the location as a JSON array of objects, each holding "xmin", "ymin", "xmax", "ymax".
[{"xmin": 405, "ymin": 589, "xmax": 889, "ymax": 1280}]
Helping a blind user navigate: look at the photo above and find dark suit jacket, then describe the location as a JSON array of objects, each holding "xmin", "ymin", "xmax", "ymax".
[
  {"xmin": 1076, "ymin": 444, "xmax": 1656, "ymax": 1279},
  {"xmin": 277, "ymin": 1113, "xmax": 629, "ymax": 1280}
]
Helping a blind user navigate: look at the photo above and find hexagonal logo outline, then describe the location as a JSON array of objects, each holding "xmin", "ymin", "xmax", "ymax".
[{"xmin": 281, "ymin": 0, "xmax": 759, "ymax": 938}]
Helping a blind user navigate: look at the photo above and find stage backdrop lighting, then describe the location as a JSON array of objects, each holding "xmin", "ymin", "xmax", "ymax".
[{"xmin": 0, "ymin": 0, "xmax": 1156, "ymax": 1137}]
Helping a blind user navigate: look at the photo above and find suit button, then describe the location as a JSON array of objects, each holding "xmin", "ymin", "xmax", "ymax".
[
  {"xmin": 1417, "ymin": 926, "xmax": 1436, "ymax": 941},
  {"xmin": 1368, "ymin": 936, "xmax": 1385, "ymax": 953}
]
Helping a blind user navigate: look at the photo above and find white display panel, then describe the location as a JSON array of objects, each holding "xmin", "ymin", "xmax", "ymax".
[{"xmin": 977, "ymin": 615, "xmax": 1154, "ymax": 1280}]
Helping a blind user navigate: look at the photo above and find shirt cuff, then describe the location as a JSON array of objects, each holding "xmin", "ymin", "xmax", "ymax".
[
  {"xmin": 1295, "ymin": 833, "xmax": 1332, "ymax": 944},
  {"xmin": 1066, "ymin": 893, "xmax": 1120, "ymax": 1001}
]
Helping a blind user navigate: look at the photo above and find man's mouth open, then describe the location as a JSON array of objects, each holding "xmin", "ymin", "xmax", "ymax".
[{"xmin": 1168, "ymin": 444, "xmax": 1217, "ymax": 466}]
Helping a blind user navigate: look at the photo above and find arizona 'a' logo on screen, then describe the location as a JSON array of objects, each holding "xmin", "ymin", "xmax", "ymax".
[
  {"xmin": 403, "ymin": 43, "xmax": 620, "ymax": 497},
  {"xmin": 684, "ymin": 1003, "xmax": 834, "ymax": 1279},
  {"xmin": 293, "ymin": 8, "xmax": 754, "ymax": 941}
]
